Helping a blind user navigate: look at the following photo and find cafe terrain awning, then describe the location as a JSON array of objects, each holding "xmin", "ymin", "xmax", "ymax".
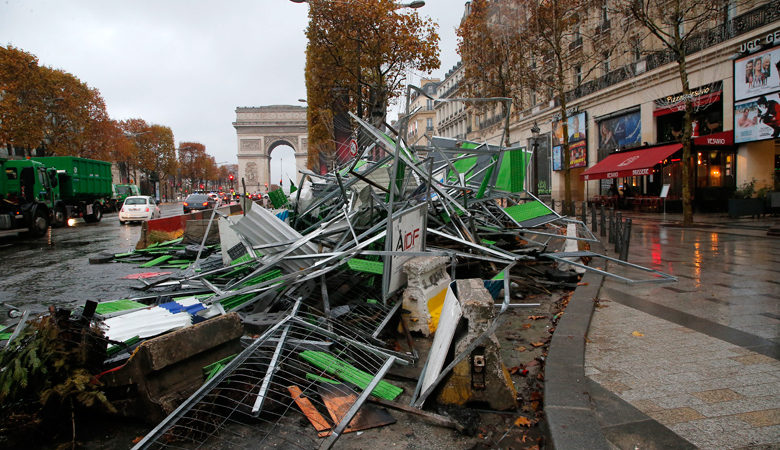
[{"xmin": 580, "ymin": 143, "xmax": 682, "ymax": 181}]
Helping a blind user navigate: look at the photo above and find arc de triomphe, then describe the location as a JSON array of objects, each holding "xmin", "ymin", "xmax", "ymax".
[{"xmin": 233, "ymin": 105, "xmax": 307, "ymax": 193}]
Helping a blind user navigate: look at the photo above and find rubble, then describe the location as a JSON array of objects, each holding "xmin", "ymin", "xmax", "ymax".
[{"xmin": 0, "ymin": 94, "xmax": 677, "ymax": 448}]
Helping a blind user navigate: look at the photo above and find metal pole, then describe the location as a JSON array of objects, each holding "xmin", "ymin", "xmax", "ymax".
[
  {"xmin": 620, "ymin": 218, "xmax": 632, "ymax": 261},
  {"xmin": 581, "ymin": 201, "xmax": 586, "ymax": 223},
  {"xmin": 600, "ymin": 204, "xmax": 606, "ymax": 237},
  {"xmin": 591, "ymin": 204, "xmax": 597, "ymax": 233},
  {"xmin": 608, "ymin": 208, "xmax": 614, "ymax": 244}
]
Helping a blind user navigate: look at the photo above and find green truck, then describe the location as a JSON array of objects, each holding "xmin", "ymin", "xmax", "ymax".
[
  {"xmin": 111, "ymin": 183, "xmax": 141, "ymax": 211},
  {"xmin": 0, "ymin": 156, "xmax": 113, "ymax": 236}
]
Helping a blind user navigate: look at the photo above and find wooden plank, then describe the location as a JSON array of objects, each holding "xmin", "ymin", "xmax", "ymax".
[{"xmin": 287, "ymin": 385, "xmax": 332, "ymax": 435}]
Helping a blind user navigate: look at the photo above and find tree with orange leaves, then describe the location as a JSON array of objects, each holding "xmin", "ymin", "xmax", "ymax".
[
  {"xmin": 1, "ymin": 45, "xmax": 116, "ymax": 160},
  {"xmin": 303, "ymin": 0, "xmax": 440, "ymax": 171},
  {"xmin": 457, "ymin": 0, "xmax": 529, "ymax": 147}
]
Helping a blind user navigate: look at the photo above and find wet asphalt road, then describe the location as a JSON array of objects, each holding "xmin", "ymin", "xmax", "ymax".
[{"xmin": 0, "ymin": 203, "xmax": 184, "ymax": 324}]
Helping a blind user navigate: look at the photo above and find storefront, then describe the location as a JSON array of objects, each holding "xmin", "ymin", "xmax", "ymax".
[
  {"xmin": 692, "ymin": 131, "xmax": 737, "ymax": 211},
  {"xmin": 581, "ymin": 143, "xmax": 681, "ymax": 210}
]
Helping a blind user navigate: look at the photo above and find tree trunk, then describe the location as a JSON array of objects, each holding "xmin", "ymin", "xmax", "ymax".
[
  {"xmin": 677, "ymin": 41, "xmax": 694, "ymax": 226},
  {"xmin": 557, "ymin": 80, "xmax": 572, "ymax": 214}
]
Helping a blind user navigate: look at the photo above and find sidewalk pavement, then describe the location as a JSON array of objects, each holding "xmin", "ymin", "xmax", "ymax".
[{"xmin": 547, "ymin": 212, "xmax": 779, "ymax": 449}]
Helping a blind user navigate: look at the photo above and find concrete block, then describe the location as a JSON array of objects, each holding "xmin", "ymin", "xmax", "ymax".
[
  {"xmin": 103, "ymin": 313, "xmax": 244, "ymax": 422},
  {"xmin": 436, "ymin": 279, "xmax": 517, "ymax": 411},
  {"xmin": 402, "ymin": 256, "xmax": 451, "ymax": 336}
]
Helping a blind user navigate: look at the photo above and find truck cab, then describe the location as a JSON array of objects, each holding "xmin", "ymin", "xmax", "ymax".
[{"xmin": 0, "ymin": 158, "xmax": 57, "ymax": 235}]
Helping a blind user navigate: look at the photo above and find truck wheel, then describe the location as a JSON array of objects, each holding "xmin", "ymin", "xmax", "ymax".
[
  {"xmin": 84, "ymin": 202, "xmax": 103, "ymax": 223},
  {"xmin": 28, "ymin": 208, "xmax": 49, "ymax": 237},
  {"xmin": 52, "ymin": 205, "xmax": 67, "ymax": 228}
]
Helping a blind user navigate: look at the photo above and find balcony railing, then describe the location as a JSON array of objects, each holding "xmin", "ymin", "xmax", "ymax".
[
  {"xmin": 566, "ymin": 2, "xmax": 778, "ymax": 103},
  {"xmin": 479, "ymin": 114, "xmax": 504, "ymax": 130}
]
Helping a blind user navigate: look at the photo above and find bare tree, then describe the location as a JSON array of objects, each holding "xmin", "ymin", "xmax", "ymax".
[
  {"xmin": 617, "ymin": 0, "xmax": 726, "ymax": 225},
  {"xmin": 512, "ymin": 0, "xmax": 627, "ymax": 213}
]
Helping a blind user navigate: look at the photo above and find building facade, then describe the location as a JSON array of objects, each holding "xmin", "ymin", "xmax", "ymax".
[
  {"xmin": 406, "ymin": 78, "xmax": 440, "ymax": 146},
  {"xmin": 435, "ymin": 62, "xmax": 469, "ymax": 140},
  {"xmin": 456, "ymin": 0, "xmax": 778, "ymax": 210}
]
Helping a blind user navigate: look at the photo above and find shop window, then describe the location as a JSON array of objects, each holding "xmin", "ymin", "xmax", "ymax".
[{"xmin": 5, "ymin": 168, "xmax": 17, "ymax": 180}]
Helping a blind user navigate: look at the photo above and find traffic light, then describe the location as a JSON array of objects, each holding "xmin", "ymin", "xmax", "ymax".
[{"xmin": 229, "ymin": 174, "xmax": 234, "ymax": 181}]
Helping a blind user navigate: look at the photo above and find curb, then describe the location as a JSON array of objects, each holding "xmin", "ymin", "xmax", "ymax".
[{"xmin": 544, "ymin": 262, "xmax": 608, "ymax": 449}]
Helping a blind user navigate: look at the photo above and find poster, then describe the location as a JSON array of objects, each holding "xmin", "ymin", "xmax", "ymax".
[
  {"xmin": 552, "ymin": 111, "xmax": 587, "ymax": 170},
  {"xmin": 734, "ymin": 93, "xmax": 780, "ymax": 143},
  {"xmin": 570, "ymin": 140, "xmax": 587, "ymax": 168},
  {"xmin": 552, "ymin": 146, "xmax": 562, "ymax": 171},
  {"xmin": 734, "ymin": 46, "xmax": 780, "ymax": 101},
  {"xmin": 597, "ymin": 110, "xmax": 641, "ymax": 150},
  {"xmin": 552, "ymin": 111, "xmax": 587, "ymax": 147}
]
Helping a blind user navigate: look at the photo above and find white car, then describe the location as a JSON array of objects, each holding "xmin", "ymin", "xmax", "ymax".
[{"xmin": 119, "ymin": 196, "xmax": 161, "ymax": 224}]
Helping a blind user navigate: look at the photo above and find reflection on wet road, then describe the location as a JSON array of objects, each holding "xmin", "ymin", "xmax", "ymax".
[
  {"xmin": 0, "ymin": 204, "xmax": 184, "ymax": 322},
  {"xmin": 618, "ymin": 217, "xmax": 780, "ymax": 342}
]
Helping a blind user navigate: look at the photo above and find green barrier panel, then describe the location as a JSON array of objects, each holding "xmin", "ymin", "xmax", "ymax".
[
  {"xmin": 268, "ymin": 189, "xmax": 288, "ymax": 208},
  {"xmin": 495, "ymin": 148, "xmax": 529, "ymax": 193},
  {"xmin": 299, "ymin": 350, "xmax": 403, "ymax": 401},
  {"xmin": 95, "ymin": 300, "xmax": 147, "ymax": 314},
  {"xmin": 306, "ymin": 373, "xmax": 341, "ymax": 385},
  {"xmin": 139, "ymin": 255, "xmax": 174, "ymax": 268},
  {"xmin": 203, "ymin": 354, "xmax": 237, "ymax": 381},
  {"xmin": 346, "ymin": 259, "xmax": 384, "ymax": 275},
  {"xmin": 106, "ymin": 335, "xmax": 140, "ymax": 357},
  {"xmin": 504, "ymin": 201, "xmax": 551, "ymax": 223}
]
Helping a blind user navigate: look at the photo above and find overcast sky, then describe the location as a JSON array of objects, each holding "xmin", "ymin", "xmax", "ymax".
[{"xmin": 0, "ymin": 0, "xmax": 465, "ymax": 165}]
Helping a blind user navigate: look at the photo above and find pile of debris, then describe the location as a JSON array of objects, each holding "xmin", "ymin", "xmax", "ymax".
[{"xmin": 0, "ymin": 107, "xmax": 676, "ymax": 449}]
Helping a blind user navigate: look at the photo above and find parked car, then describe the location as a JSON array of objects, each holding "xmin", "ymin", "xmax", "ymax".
[
  {"xmin": 182, "ymin": 193, "xmax": 215, "ymax": 214},
  {"xmin": 119, "ymin": 196, "xmax": 161, "ymax": 225}
]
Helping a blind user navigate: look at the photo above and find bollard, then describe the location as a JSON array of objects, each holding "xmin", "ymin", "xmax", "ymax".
[
  {"xmin": 581, "ymin": 201, "xmax": 587, "ymax": 224},
  {"xmin": 620, "ymin": 218, "xmax": 632, "ymax": 261},
  {"xmin": 591, "ymin": 204, "xmax": 597, "ymax": 233},
  {"xmin": 615, "ymin": 213, "xmax": 623, "ymax": 254},
  {"xmin": 572, "ymin": 201, "xmax": 577, "ymax": 218},
  {"xmin": 607, "ymin": 209, "xmax": 614, "ymax": 244},
  {"xmin": 600, "ymin": 205, "xmax": 606, "ymax": 237},
  {"xmin": 551, "ymin": 199, "xmax": 556, "ymax": 213},
  {"xmin": 47, "ymin": 226, "xmax": 52, "ymax": 246}
]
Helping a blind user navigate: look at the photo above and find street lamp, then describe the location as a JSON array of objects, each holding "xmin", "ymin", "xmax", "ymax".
[{"xmin": 530, "ymin": 121, "xmax": 540, "ymax": 196}]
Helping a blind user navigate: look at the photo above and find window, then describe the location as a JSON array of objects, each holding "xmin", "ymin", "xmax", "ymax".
[
  {"xmin": 426, "ymin": 118, "xmax": 433, "ymax": 131},
  {"xmin": 574, "ymin": 65, "xmax": 582, "ymax": 84},
  {"xmin": 530, "ymin": 91, "xmax": 537, "ymax": 105},
  {"xmin": 426, "ymin": 99, "xmax": 433, "ymax": 110},
  {"xmin": 601, "ymin": 1, "xmax": 609, "ymax": 23},
  {"xmin": 603, "ymin": 52, "xmax": 610, "ymax": 74},
  {"xmin": 677, "ymin": 17, "xmax": 684, "ymax": 37}
]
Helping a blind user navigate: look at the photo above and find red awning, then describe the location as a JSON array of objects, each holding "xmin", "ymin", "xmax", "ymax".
[{"xmin": 580, "ymin": 144, "xmax": 682, "ymax": 181}]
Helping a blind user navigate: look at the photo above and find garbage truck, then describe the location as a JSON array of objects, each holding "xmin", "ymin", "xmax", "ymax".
[
  {"xmin": 110, "ymin": 183, "xmax": 141, "ymax": 211},
  {"xmin": 0, "ymin": 156, "xmax": 113, "ymax": 236}
]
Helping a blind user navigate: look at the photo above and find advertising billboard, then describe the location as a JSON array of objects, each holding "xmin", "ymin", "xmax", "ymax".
[
  {"xmin": 734, "ymin": 93, "xmax": 780, "ymax": 143},
  {"xmin": 597, "ymin": 110, "xmax": 641, "ymax": 150},
  {"xmin": 734, "ymin": 46, "xmax": 780, "ymax": 101},
  {"xmin": 552, "ymin": 111, "xmax": 587, "ymax": 169}
]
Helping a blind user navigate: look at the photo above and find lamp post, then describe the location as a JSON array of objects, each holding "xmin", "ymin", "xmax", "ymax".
[{"xmin": 530, "ymin": 121, "xmax": 540, "ymax": 196}]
